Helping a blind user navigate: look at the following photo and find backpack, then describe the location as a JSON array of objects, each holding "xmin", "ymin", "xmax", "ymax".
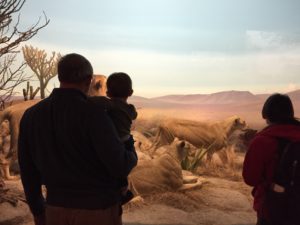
[{"xmin": 265, "ymin": 139, "xmax": 300, "ymax": 225}]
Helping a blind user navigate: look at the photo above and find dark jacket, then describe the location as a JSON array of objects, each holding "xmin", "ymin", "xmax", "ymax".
[
  {"xmin": 243, "ymin": 124, "xmax": 300, "ymax": 219},
  {"xmin": 18, "ymin": 88, "xmax": 138, "ymax": 216},
  {"xmin": 89, "ymin": 96, "xmax": 137, "ymax": 141}
]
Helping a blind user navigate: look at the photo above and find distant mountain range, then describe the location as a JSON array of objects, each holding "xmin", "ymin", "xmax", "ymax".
[
  {"xmin": 151, "ymin": 91, "xmax": 260, "ymax": 104},
  {"xmin": 5, "ymin": 89, "xmax": 299, "ymax": 129},
  {"xmin": 129, "ymin": 90, "xmax": 300, "ymax": 106},
  {"xmin": 7, "ymin": 89, "xmax": 300, "ymax": 106}
]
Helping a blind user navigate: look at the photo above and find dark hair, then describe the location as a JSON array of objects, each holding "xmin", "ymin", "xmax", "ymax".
[
  {"xmin": 262, "ymin": 93, "xmax": 298, "ymax": 124},
  {"xmin": 106, "ymin": 72, "xmax": 132, "ymax": 97},
  {"xmin": 58, "ymin": 53, "xmax": 93, "ymax": 83}
]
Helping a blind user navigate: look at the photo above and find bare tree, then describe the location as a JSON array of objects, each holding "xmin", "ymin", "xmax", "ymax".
[
  {"xmin": 0, "ymin": 54, "xmax": 26, "ymax": 109},
  {"xmin": 0, "ymin": 0, "xmax": 49, "ymax": 107},
  {"xmin": 22, "ymin": 45, "xmax": 61, "ymax": 99}
]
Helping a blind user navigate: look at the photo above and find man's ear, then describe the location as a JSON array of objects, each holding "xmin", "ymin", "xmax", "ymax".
[
  {"xmin": 84, "ymin": 77, "xmax": 92, "ymax": 89},
  {"xmin": 86, "ymin": 78, "xmax": 92, "ymax": 86},
  {"xmin": 106, "ymin": 90, "xmax": 112, "ymax": 97}
]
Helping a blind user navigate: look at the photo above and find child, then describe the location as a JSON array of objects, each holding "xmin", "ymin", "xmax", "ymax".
[
  {"xmin": 90, "ymin": 72, "xmax": 137, "ymax": 204},
  {"xmin": 106, "ymin": 72, "xmax": 137, "ymax": 142}
]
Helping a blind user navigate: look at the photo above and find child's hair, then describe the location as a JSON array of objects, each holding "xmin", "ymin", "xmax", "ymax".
[
  {"xmin": 262, "ymin": 93, "xmax": 299, "ymax": 124},
  {"xmin": 106, "ymin": 72, "xmax": 132, "ymax": 98}
]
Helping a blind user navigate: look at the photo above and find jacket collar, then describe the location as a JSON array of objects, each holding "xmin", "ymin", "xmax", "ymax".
[{"xmin": 50, "ymin": 88, "xmax": 88, "ymax": 99}]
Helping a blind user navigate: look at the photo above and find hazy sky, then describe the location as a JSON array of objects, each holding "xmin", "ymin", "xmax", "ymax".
[{"xmin": 18, "ymin": 0, "xmax": 300, "ymax": 97}]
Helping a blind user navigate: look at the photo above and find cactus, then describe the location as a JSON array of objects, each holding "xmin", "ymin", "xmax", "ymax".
[{"xmin": 23, "ymin": 81, "xmax": 40, "ymax": 101}]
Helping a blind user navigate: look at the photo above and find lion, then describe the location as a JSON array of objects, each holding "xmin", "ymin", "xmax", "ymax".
[
  {"xmin": 131, "ymin": 130, "xmax": 153, "ymax": 155},
  {"xmin": 88, "ymin": 74, "xmax": 107, "ymax": 96},
  {"xmin": 128, "ymin": 138, "xmax": 203, "ymax": 197},
  {"xmin": 149, "ymin": 116, "xmax": 247, "ymax": 161},
  {"xmin": 0, "ymin": 120, "xmax": 11, "ymax": 180}
]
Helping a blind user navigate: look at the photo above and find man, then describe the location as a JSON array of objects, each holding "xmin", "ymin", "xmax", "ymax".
[{"xmin": 18, "ymin": 53, "xmax": 138, "ymax": 225}]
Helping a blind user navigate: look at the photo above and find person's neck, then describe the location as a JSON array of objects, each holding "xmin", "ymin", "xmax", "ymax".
[
  {"xmin": 60, "ymin": 83, "xmax": 87, "ymax": 95},
  {"xmin": 109, "ymin": 96, "xmax": 128, "ymax": 103}
]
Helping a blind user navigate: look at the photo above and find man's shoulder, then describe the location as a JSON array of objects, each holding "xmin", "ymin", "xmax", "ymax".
[
  {"xmin": 20, "ymin": 99, "xmax": 50, "ymax": 126},
  {"xmin": 88, "ymin": 96, "xmax": 110, "ymax": 103},
  {"xmin": 88, "ymin": 96, "xmax": 111, "ymax": 109},
  {"xmin": 22, "ymin": 98, "xmax": 47, "ymax": 115},
  {"xmin": 86, "ymin": 97, "xmax": 112, "ymax": 121}
]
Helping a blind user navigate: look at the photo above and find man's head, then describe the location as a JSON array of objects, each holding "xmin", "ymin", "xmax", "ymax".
[
  {"xmin": 106, "ymin": 72, "xmax": 133, "ymax": 98},
  {"xmin": 58, "ymin": 53, "xmax": 93, "ymax": 94},
  {"xmin": 262, "ymin": 93, "xmax": 294, "ymax": 124}
]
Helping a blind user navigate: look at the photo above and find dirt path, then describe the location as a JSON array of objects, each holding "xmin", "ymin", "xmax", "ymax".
[
  {"xmin": 123, "ymin": 177, "xmax": 256, "ymax": 225},
  {"xmin": 0, "ymin": 177, "xmax": 256, "ymax": 225}
]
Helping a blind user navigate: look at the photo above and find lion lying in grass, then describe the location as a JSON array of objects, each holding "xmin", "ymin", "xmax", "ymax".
[{"xmin": 129, "ymin": 138, "xmax": 203, "ymax": 198}]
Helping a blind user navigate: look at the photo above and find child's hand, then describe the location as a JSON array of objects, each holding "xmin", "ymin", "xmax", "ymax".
[{"xmin": 124, "ymin": 135, "xmax": 135, "ymax": 151}]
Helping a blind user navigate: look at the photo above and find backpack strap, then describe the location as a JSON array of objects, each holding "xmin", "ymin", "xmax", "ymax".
[
  {"xmin": 273, "ymin": 138, "xmax": 290, "ymax": 187},
  {"xmin": 276, "ymin": 138, "xmax": 290, "ymax": 157}
]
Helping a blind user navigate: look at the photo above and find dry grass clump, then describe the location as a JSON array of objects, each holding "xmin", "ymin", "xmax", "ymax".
[
  {"xmin": 181, "ymin": 147, "xmax": 208, "ymax": 172},
  {"xmin": 181, "ymin": 141, "xmax": 245, "ymax": 181},
  {"xmin": 196, "ymin": 157, "xmax": 244, "ymax": 182},
  {"xmin": 132, "ymin": 115, "xmax": 166, "ymax": 138}
]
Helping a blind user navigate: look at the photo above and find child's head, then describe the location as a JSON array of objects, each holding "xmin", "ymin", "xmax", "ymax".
[
  {"xmin": 106, "ymin": 72, "xmax": 133, "ymax": 98},
  {"xmin": 262, "ymin": 93, "xmax": 294, "ymax": 124}
]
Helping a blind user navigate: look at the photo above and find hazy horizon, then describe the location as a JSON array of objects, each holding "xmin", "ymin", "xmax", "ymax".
[{"xmin": 12, "ymin": 0, "xmax": 300, "ymax": 97}]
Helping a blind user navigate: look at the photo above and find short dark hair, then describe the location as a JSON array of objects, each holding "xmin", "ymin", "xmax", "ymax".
[
  {"xmin": 262, "ymin": 93, "xmax": 295, "ymax": 124},
  {"xmin": 58, "ymin": 53, "xmax": 93, "ymax": 83},
  {"xmin": 106, "ymin": 72, "xmax": 132, "ymax": 97}
]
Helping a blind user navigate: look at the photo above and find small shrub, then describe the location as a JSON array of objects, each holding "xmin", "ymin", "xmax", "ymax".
[{"xmin": 181, "ymin": 147, "xmax": 209, "ymax": 172}]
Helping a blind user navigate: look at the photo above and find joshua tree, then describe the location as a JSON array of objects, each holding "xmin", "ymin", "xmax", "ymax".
[
  {"xmin": 22, "ymin": 45, "xmax": 61, "ymax": 99},
  {"xmin": 0, "ymin": 0, "xmax": 49, "ymax": 106}
]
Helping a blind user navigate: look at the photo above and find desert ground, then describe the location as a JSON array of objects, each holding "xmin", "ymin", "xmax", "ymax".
[
  {"xmin": 1, "ymin": 90, "xmax": 300, "ymax": 225},
  {"xmin": 1, "ymin": 174, "xmax": 256, "ymax": 225}
]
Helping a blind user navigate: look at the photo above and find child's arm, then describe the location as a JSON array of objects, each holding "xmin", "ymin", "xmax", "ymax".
[
  {"xmin": 124, "ymin": 135, "xmax": 138, "ymax": 159},
  {"xmin": 128, "ymin": 104, "xmax": 138, "ymax": 120}
]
